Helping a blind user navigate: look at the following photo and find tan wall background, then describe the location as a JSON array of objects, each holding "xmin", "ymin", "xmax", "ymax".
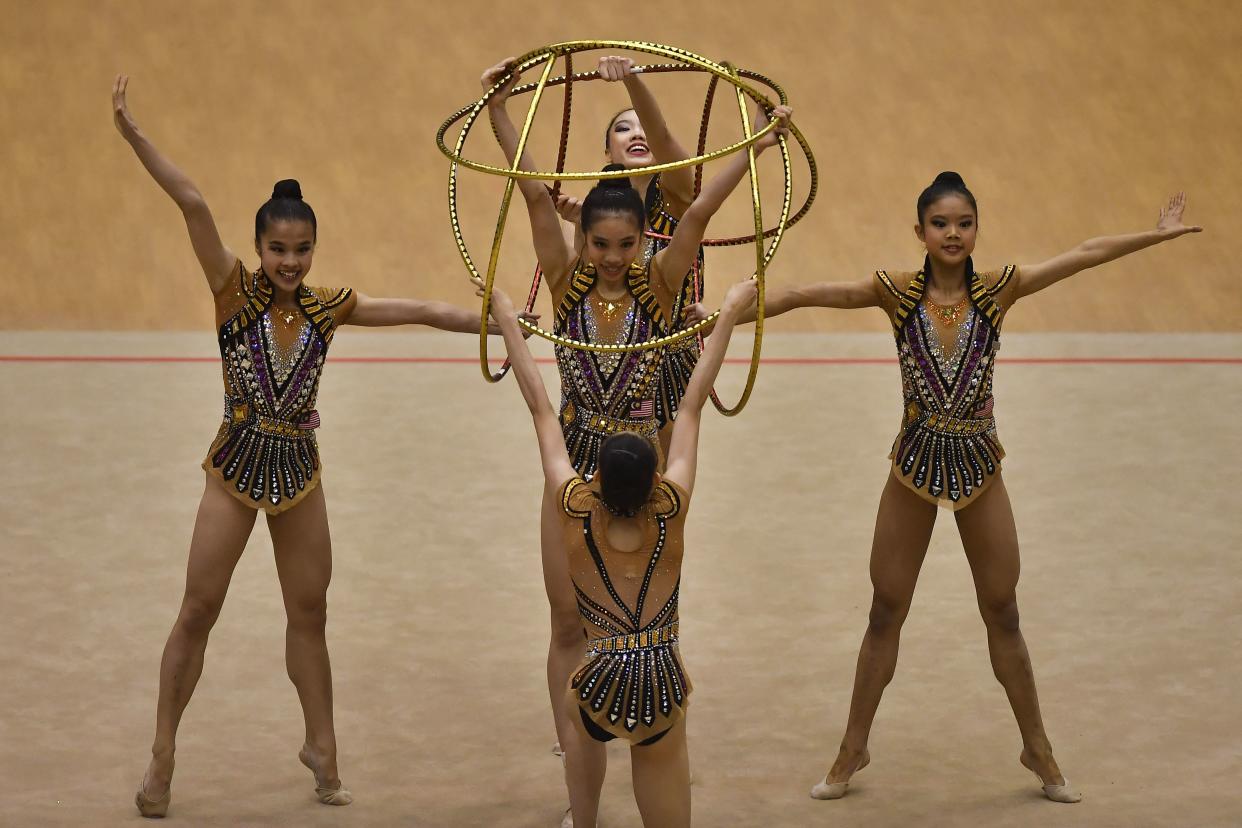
[{"xmin": 1, "ymin": 0, "xmax": 1238, "ymax": 333}]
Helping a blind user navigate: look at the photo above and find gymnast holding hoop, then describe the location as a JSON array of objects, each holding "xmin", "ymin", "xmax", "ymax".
[{"xmin": 478, "ymin": 56, "xmax": 790, "ymax": 827}]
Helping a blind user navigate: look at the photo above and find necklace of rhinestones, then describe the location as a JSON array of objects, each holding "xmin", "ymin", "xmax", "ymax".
[{"xmin": 924, "ymin": 295, "xmax": 969, "ymax": 327}]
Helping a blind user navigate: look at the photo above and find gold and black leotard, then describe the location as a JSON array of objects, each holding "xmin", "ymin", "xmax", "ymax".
[
  {"xmin": 202, "ymin": 260, "xmax": 355, "ymax": 514},
  {"xmin": 560, "ymin": 476, "xmax": 692, "ymax": 744},
  {"xmin": 554, "ymin": 260, "xmax": 666, "ymax": 477},
  {"xmin": 875, "ymin": 258, "xmax": 1021, "ymax": 509}
]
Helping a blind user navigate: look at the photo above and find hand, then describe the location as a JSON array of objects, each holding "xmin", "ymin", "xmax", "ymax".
[
  {"xmin": 1155, "ymin": 192, "xmax": 1203, "ymax": 239},
  {"xmin": 754, "ymin": 104, "xmax": 792, "ymax": 151},
  {"xmin": 597, "ymin": 56, "xmax": 639, "ymax": 82},
  {"xmin": 680, "ymin": 302, "xmax": 711, "ymax": 325},
  {"xmin": 722, "ymin": 278, "xmax": 759, "ymax": 315},
  {"xmin": 112, "ymin": 74, "xmax": 141, "ymax": 142},
  {"xmin": 517, "ymin": 311, "xmax": 540, "ymax": 339},
  {"xmin": 554, "ymin": 193, "xmax": 582, "ymax": 223},
  {"xmin": 481, "ymin": 58, "xmax": 519, "ymax": 107}
]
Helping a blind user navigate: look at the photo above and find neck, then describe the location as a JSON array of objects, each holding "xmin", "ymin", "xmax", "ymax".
[{"xmin": 926, "ymin": 257, "xmax": 967, "ymax": 297}]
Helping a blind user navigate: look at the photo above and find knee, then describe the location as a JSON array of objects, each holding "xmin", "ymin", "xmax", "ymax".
[
  {"xmin": 286, "ymin": 593, "xmax": 328, "ymax": 631},
  {"xmin": 867, "ymin": 596, "xmax": 909, "ymax": 635},
  {"xmin": 176, "ymin": 594, "xmax": 224, "ymax": 638},
  {"xmin": 549, "ymin": 608, "xmax": 585, "ymax": 649},
  {"xmin": 980, "ymin": 596, "xmax": 1020, "ymax": 633}
]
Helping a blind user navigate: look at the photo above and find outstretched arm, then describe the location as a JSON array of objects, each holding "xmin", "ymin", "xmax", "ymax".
[
  {"xmin": 662, "ymin": 278, "xmax": 759, "ymax": 495},
  {"xmin": 1018, "ymin": 192, "xmax": 1202, "ymax": 299},
  {"xmin": 346, "ymin": 293, "xmax": 538, "ymax": 333},
  {"xmin": 482, "ymin": 60, "xmax": 572, "ymax": 288},
  {"xmin": 734, "ymin": 278, "xmax": 881, "ymax": 325},
  {"xmin": 112, "ymin": 75, "xmax": 235, "ymax": 293},
  {"xmin": 653, "ymin": 106, "xmax": 792, "ymax": 293},
  {"xmin": 598, "ymin": 56, "xmax": 694, "ymax": 211},
  {"xmin": 476, "ymin": 278, "xmax": 576, "ymax": 490}
]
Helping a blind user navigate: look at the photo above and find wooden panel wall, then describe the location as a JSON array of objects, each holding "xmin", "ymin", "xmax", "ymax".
[{"xmin": 1, "ymin": 0, "xmax": 1238, "ymax": 332}]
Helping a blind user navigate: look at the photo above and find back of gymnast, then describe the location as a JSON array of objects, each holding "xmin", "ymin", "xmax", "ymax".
[{"xmin": 480, "ymin": 274, "xmax": 759, "ymax": 828}]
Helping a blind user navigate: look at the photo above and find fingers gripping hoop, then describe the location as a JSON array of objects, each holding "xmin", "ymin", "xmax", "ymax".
[{"xmin": 440, "ymin": 41, "xmax": 812, "ymax": 415}]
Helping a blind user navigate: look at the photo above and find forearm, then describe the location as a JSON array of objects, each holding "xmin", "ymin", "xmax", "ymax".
[
  {"xmin": 1077, "ymin": 229, "xmax": 1171, "ymax": 266},
  {"xmin": 487, "ymin": 103, "xmax": 547, "ymax": 204},
  {"xmin": 496, "ymin": 308, "xmax": 554, "ymax": 417},
  {"xmin": 681, "ymin": 306, "xmax": 739, "ymax": 411},
  {"xmin": 124, "ymin": 132, "xmax": 204, "ymax": 210},
  {"xmin": 622, "ymin": 75, "xmax": 692, "ymax": 195}
]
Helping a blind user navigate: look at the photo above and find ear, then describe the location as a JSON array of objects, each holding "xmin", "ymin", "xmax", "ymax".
[
  {"xmin": 254, "ymin": 238, "xmax": 261, "ymax": 256},
  {"xmin": 913, "ymin": 223, "xmax": 925, "ymax": 243}
]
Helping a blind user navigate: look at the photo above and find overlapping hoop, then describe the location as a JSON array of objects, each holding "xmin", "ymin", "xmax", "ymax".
[{"xmin": 438, "ymin": 40, "xmax": 814, "ymax": 415}]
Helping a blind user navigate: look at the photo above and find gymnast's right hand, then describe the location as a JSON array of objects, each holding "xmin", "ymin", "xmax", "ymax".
[
  {"xmin": 112, "ymin": 74, "xmax": 141, "ymax": 142},
  {"xmin": 481, "ymin": 58, "xmax": 520, "ymax": 106}
]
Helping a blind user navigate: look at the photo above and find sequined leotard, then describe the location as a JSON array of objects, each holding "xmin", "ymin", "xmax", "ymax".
[
  {"xmin": 554, "ymin": 261, "xmax": 668, "ymax": 477},
  {"xmin": 203, "ymin": 260, "xmax": 355, "ymax": 514},
  {"xmin": 642, "ymin": 174, "xmax": 704, "ymax": 429},
  {"xmin": 875, "ymin": 259, "xmax": 1021, "ymax": 509},
  {"xmin": 560, "ymin": 476, "xmax": 692, "ymax": 744}
]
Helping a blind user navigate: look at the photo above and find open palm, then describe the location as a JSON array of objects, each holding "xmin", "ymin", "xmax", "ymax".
[{"xmin": 1156, "ymin": 192, "xmax": 1203, "ymax": 238}]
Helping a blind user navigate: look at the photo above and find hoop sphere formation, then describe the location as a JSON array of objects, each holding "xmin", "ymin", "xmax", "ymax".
[{"xmin": 437, "ymin": 40, "xmax": 815, "ymax": 415}]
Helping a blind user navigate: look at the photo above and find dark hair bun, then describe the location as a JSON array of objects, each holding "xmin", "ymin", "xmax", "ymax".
[
  {"xmin": 272, "ymin": 179, "xmax": 304, "ymax": 200},
  {"xmin": 598, "ymin": 163, "xmax": 633, "ymax": 191},
  {"xmin": 932, "ymin": 171, "xmax": 966, "ymax": 189}
]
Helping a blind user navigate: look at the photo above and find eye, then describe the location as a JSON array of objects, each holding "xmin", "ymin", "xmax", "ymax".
[
  {"xmin": 931, "ymin": 219, "xmax": 946, "ymax": 228},
  {"xmin": 961, "ymin": 220, "xmax": 973, "ymax": 229}
]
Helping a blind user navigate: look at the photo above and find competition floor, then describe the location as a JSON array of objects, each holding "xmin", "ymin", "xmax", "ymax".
[{"xmin": 3, "ymin": 330, "xmax": 1239, "ymax": 828}]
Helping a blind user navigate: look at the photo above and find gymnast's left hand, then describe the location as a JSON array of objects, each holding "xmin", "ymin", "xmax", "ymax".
[{"xmin": 681, "ymin": 302, "xmax": 710, "ymax": 326}]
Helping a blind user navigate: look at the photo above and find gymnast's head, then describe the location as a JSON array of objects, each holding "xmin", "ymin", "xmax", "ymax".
[
  {"xmin": 915, "ymin": 171, "xmax": 978, "ymax": 269},
  {"xmin": 604, "ymin": 108, "xmax": 655, "ymax": 170},
  {"xmin": 255, "ymin": 179, "xmax": 317, "ymax": 290},
  {"xmin": 596, "ymin": 431, "xmax": 660, "ymax": 517},
  {"xmin": 580, "ymin": 164, "xmax": 646, "ymax": 280}
]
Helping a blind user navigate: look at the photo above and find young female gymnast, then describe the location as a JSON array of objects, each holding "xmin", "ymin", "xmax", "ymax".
[
  {"xmin": 112, "ymin": 74, "xmax": 529, "ymax": 817},
  {"xmin": 480, "ymin": 57, "xmax": 788, "ymax": 824},
  {"xmin": 751, "ymin": 172, "xmax": 1201, "ymax": 804},
  {"xmin": 515, "ymin": 55, "xmax": 706, "ymax": 444},
  {"xmin": 481, "ymin": 274, "xmax": 758, "ymax": 828}
]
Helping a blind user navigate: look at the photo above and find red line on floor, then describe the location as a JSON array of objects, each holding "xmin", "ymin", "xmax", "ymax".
[{"xmin": 1, "ymin": 355, "xmax": 1239, "ymax": 366}]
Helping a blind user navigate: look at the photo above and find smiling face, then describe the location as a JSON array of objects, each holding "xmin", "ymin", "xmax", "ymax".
[
  {"xmin": 605, "ymin": 109, "xmax": 654, "ymax": 169},
  {"xmin": 915, "ymin": 194, "xmax": 977, "ymax": 270},
  {"xmin": 584, "ymin": 213, "xmax": 643, "ymax": 284},
  {"xmin": 256, "ymin": 218, "xmax": 315, "ymax": 294}
]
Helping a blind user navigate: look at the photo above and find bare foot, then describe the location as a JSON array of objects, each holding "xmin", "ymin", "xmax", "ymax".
[
  {"xmin": 827, "ymin": 746, "xmax": 871, "ymax": 784},
  {"xmin": 142, "ymin": 750, "xmax": 175, "ymax": 801},
  {"xmin": 1021, "ymin": 749, "xmax": 1081, "ymax": 803},
  {"xmin": 299, "ymin": 744, "xmax": 352, "ymax": 805},
  {"xmin": 1019, "ymin": 748, "xmax": 1064, "ymax": 786}
]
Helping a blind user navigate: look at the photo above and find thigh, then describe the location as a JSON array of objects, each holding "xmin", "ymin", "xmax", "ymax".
[
  {"xmin": 540, "ymin": 488, "xmax": 577, "ymax": 618},
  {"xmin": 868, "ymin": 471, "xmax": 939, "ymax": 605},
  {"xmin": 267, "ymin": 482, "xmax": 333, "ymax": 609},
  {"xmin": 182, "ymin": 472, "xmax": 260, "ymax": 607},
  {"xmin": 954, "ymin": 473, "xmax": 1021, "ymax": 603}
]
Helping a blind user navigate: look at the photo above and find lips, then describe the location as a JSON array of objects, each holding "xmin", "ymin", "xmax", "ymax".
[
  {"xmin": 626, "ymin": 142, "xmax": 650, "ymax": 156},
  {"xmin": 942, "ymin": 246, "xmax": 963, "ymax": 254}
]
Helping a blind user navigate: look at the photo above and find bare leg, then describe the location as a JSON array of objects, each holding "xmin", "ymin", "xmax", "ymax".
[
  {"xmin": 541, "ymin": 489, "xmax": 599, "ymax": 823},
  {"xmin": 142, "ymin": 473, "xmax": 258, "ymax": 802},
  {"xmin": 823, "ymin": 472, "xmax": 938, "ymax": 787},
  {"xmin": 631, "ymin": 719, "xmax": 690, "ymax": 828},
  {"xmin": 562, "ymin": 709, "xmax": 609, "ymax": 828},
  {"xmin": 266, "ymin": 483, "xmax": 349, "ymax": 803},
  {"xmin": 954, "ymin": 474, "xmax": 1074, "ymax": 796}
]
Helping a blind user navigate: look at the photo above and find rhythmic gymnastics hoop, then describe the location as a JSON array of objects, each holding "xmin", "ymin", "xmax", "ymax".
[{"xmin": 437, "ymin": 40, "xmax": 817, "ymax": 415}]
